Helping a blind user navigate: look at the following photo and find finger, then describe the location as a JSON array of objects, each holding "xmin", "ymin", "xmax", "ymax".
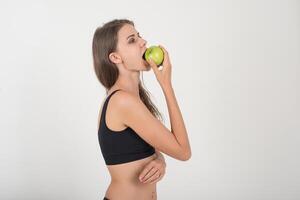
[
  {"xmin": 158, "ymin": 45, "xmax": 170, "ymax": 65},
  {"xmin": 139, "ymin": 165, "xmax": 154, "ymax": 181},
  {"xmin": 150, "ymin": 173, "xmax": 163, "ymax": 184},
  {"xmin": 145, "ymin": 170, "xmax": 162, "ymax": 184},
  {"xmin": 158, "ymin": 45, "xmax": 168, "ymax": 54},
  {"xmin": 141, "ymin": 167, "xmax": 157, "ymax": 182},
  {"xmin": 147, "ymin": 58, "xmax": 160, "ymax": 75},
  {"xmin": 143, "ymin": 168, "xmax": 160, "ymax": 184},
  {"xmin": 147, "ymin": 58, "xmax": 157, "ymax": 68},
  {"xmin": 141, "ymin": 167, "xmax": 158, "ymax": 183}
]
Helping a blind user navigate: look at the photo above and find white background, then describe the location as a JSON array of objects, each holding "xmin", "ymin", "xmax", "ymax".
[{"xmin": 1, "ymin": 0, "xmax": 299, "ymax": 199}]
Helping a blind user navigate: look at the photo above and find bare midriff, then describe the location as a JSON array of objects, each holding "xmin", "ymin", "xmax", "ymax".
[{"xmin": 104, "ymin": 153, "xmax": 157, "ymax": 200}]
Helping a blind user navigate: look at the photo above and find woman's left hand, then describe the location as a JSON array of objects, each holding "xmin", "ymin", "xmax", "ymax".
[{"xmin": 139, "ymin": 157, "xmax": 166, "ymax": 184}]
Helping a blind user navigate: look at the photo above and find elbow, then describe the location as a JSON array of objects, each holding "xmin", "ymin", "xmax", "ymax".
[
  {"xmin": 180, "ymin": 150, "xmax": 192, "ymax": 161},
  {"xmin": 184, "ymin": 152, "xmax": 192, "ymax": 161}
]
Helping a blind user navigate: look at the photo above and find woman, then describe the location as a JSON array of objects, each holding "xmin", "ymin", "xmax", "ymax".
[{"xmin": 92, "ymin": 19, "xmax": 192, "ymax": 200}]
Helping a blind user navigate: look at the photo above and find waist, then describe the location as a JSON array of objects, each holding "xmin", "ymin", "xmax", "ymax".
[
  {"xmin": 110, "ymin": 179, "xmax": 157, "ymax": 188},
  {"xmin": 106, "ymin": 181, "xmax": 157, "ymax": 199},
  {"xmin": 106, "ymin": 153, "xmax": 157, "ymax": 183}
]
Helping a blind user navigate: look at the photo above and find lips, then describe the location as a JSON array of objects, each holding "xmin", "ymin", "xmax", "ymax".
[
  {"xmin": 142, "ymin": 56, "xmax": 149, "ymax": 66},
  {"xmin": 142, "ymin": 49, "xmax": 147, "ymax": 60},
  {"xmin": 142, "ymin": 52, "xmax": 146, "ymax": 60}
]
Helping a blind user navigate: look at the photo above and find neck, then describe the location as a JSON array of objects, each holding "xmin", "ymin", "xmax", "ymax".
[{"xmin": 110, "ymin": 71, "xmax": 140, "ymax": 98}]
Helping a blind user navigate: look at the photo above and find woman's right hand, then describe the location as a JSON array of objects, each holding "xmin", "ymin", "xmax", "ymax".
[{"xmin": 147, "ymin": 45, "xmax": 172, "ymax": 89}]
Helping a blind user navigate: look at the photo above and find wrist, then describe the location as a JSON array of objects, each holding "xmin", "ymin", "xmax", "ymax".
[
  {"xmin": 162, "ymin": 84, "xmax": 173, "ymax": 93},
  {"xmin": 155, "ymin": 151, "xmax": 166, "ymax": 163}
]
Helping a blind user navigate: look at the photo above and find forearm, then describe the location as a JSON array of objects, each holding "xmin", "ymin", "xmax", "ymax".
[{"xmin": 162, "ymin": 85, "xmax": 191, "ymax": 156}]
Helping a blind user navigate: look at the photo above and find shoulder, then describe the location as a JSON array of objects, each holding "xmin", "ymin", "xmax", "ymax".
[
  {"xmin": 110, "ymin": 90, "xmax": 142, "ymax": 109},
  {"xmin": 109, "ymin": 90, "xmax": 149, "ymax": 124}
]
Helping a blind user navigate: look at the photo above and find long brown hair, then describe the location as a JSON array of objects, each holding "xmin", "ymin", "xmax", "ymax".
[{"xmin": 92, "ymin": 18, "xmax": 164, "ymax": 123}]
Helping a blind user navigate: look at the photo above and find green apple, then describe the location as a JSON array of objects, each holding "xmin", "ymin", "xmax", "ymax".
[{"xmin": 143, "ymin": 45, "xmax": 164, "ymax": 66}]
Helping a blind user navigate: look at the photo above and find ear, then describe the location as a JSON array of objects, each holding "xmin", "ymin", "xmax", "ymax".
[{"xmin": 109, "ymin": 52, "xmax": 122, "ymax": 64}]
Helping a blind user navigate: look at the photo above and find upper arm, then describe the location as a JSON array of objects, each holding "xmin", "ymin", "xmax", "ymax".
[{"xmin": 114, "ymin": 91, "xmax": 188, "ymax": 161}]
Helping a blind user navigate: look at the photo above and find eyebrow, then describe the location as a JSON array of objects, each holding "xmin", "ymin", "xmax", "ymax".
[{"xmin": 126, "ymin": 32, "xmax": 140, "ymax": 40}]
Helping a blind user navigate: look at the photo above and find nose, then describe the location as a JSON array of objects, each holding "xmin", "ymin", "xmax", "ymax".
[{"xmin": 140, "ymin": 38, "xmax": 147, "ymax": 47}]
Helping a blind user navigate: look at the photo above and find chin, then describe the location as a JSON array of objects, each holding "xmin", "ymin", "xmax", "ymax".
[
  {"xmin": 139, "ymin": 67, "xmax": 150, "ymax": 71},
  {"xmin": 141, "ymin": 60, "xmax": 150, "ymax": 71},
  {"xmin": 142, "ymin": 65, "xmax": 151, "ymax": 71}
]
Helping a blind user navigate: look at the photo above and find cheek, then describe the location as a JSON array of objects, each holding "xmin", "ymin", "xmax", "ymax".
[{"xmin": 124, "ymin": 52, "xmax": 141, "ymax": 67}]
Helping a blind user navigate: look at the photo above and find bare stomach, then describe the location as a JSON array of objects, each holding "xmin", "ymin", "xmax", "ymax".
[{"xmin": 104, "ymin": 153, "xmax": 157, "ymax": 200}]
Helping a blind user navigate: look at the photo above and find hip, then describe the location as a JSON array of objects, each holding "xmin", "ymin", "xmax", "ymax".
[{"xmin": 104, "ymin": 181, "xmax": 157, "ymax": 200}]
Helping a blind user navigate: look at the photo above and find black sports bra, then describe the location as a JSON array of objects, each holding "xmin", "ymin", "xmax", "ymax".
[{"xmin": 98, "ymin": 89, "xmax": 155, "ymax": 165}]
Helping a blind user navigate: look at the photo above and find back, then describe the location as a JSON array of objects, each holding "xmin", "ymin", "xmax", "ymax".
[{"xmin": 98, "ymin": 89, "xmax": 156, "ymax": 165}]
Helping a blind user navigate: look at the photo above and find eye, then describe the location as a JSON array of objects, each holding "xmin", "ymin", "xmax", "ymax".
[
  {"xmin": 129, "ymin": 38, "xmax": 136, "ymax": 43},
  {"xmin": 128, "ymin": 34, "xmax": 142, "ymax": 43}
]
